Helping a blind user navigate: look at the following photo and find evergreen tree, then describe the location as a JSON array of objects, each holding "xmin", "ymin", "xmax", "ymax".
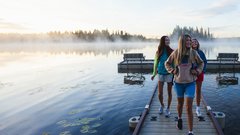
[{"xmin": 170, "ymin": 26, "xmax": 214, "ymax": 40}]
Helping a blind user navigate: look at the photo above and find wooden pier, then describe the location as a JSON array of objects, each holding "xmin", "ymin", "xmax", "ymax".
[
  {"xmin": 118, "ymin": 53, "xmax": 240, "ymax": 73},
  {"xmin": 133, "ymin": 85, "xmax": 224, "ymax": 135}
]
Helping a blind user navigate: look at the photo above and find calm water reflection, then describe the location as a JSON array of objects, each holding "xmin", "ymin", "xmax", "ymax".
[{"xmin": 0, "ymin": 41, "xmax": 239, "ymax": 135}]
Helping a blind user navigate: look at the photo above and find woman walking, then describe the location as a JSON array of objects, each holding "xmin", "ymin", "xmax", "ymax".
[
  {"xmin": 151, "ymin": 36, "xmax": 174, "ymax": 117},
  {"xmin": 165, "ymin": 34, "xmax": 204, "ymax": 135},
  {"xmin": 191, "ymin": 38, "xmax": 207, "ymax": 117}
]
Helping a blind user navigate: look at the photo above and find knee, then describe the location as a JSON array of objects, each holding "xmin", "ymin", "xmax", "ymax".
[
  {"xmin": 186, "ymin": 104, "xmax": 193, "ymax": 111},
  {"xmin": 178, "ymin": 102, "xmax": 184, "ymax": 107}
]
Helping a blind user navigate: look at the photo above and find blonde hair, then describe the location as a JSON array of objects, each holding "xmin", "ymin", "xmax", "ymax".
[{"xmin": 175, "ymin": 34, "xmax": 195, "ymax": 65}]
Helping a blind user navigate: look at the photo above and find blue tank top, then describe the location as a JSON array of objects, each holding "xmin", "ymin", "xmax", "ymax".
[{"xmin": 157, "ymin": 48, "xmax": 169, "ymax": 75}]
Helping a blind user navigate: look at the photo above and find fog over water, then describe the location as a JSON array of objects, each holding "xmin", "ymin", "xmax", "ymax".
[
  {"xmin": 0, "ymin": 39, "xmax": 239, "ymax": 57},
  {"xmin": 0, "ymin": 40, "xmax": 239, "ymax": 135}
]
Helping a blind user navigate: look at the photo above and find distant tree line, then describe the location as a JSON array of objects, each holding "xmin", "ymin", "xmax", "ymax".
[
  {"xmin": 0, "ymin": 29, "xmax": 157, "ymax": 43},
  {"xmin": 0, "ymin": 27, "xmax": 216, "ymax": 43},
  {"xmin": 48, "ymin": 29, "xmax": 156, "ymax": 42},
  {"xmin": 169, "ymin": 25, "xmax": 214, "ymax": 41}
]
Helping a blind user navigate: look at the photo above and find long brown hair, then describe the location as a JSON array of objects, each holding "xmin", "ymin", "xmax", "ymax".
[
  {"xmin": 156, "ymin": 36, "xmax": 173, "ymax": 59},
  {"xmin": 175, "ymin": 34, "xmax": 194, "ymax": 65},
  {"xmin": 192, "ymin": 38, "xmax": 200, "ymax": 50}
]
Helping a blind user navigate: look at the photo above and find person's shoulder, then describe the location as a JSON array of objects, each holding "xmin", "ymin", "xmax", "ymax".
[
  {"xmin": 172, "ymin": 49, "xmax": 178, "ymax": 53},
  {"xmin": 169, "ymin": 47, "xmax": 174, "ymax": 52},
  {"xmin": 192, "ymin": 50, "xmax": 200, "ymax": 59},
  {"xmin": 171, "ymin": 49, "xmax": 178, "ymax": 55},
  {"xmin": 198, "ymin": 49, "xmax": 203, "ymax": 53},
  {"xmin": 192, "ymin": 49, "xmax": 198, "ymax": 55},
  {"xmin": 169, "ymin": 49, "xmax": 178, "ymax": 59},
  {"xmin": 198, "ymin": 49, "xmax": 206, "ymax": 56}
]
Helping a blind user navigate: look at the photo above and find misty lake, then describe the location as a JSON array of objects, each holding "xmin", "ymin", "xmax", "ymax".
[{"xmin": 0, "ymin": 41, "xmax": 240, "ymax": 135}]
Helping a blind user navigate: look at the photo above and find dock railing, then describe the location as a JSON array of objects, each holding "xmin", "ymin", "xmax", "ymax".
[
  {"xmin": 124, "ymin": 53, "xmax": 145, "ymax": 72},
  {"xmin": 217, "ymin": 53, "xmax": 239, "ymax": 61},
  {"xmin": 123, "ymin": 53, "xmax": 145, "ymax": 61},
  {"xmin": 217, "ymin": 53, "xmax": 239, "ymax": 76}
]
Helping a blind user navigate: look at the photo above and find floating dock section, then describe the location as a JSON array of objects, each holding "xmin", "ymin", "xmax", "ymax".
[{"xmin": 118, "ymin": 53, "xmax": 240, "ymax": 73}]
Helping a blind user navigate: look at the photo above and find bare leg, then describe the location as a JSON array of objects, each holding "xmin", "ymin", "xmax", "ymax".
[
  {"xmin": 196, "ymin": 81, "xmax": 202, "ymax": 106},
  {"xmin": 177, "ymin": 97, "xmax": 184, "ymax": 118},
  {"xmin": 167, "ymin": 82, "xmax": 172, "ymax": 109},
  {"xmin": 158, "ymin": 81, "xmax": 164, "ymax": 107},
  {"xmin": 186, "ymin": 97, "xmax": 194, "ymax": 131}
]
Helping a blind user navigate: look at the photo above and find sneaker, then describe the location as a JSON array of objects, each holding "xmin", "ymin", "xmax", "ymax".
[
  {"xmin": 196, "ymin": 108, "xmax": 202, "ymax": 117},
  {"xmin": 165, "ymin": 108, "xmax": 171, "ymax": 117},
  {"xmin": 159, "ymin": 106, "xmax": 164, "ymax": 114},
  {"xmin": 176, "ymin": 118, "xmax": 182, "ymax": 130}
]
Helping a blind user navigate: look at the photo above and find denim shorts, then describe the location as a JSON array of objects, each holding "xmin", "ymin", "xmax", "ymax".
[{"xmin": 174, "ymin": 81, "xmax": 196, "ymax": 98}]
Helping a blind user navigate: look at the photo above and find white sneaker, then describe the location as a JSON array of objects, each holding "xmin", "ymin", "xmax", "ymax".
[
  {"xmin": 159, "ymin": 106, "xmax": 164, "ymax": 114},
  {"xmin": 196, "ymin": 108, "xmax": 202, "ymax": 117},
  {"xmin": 165, "ymin": 108, "xmax": 171, "ymax": 117}
]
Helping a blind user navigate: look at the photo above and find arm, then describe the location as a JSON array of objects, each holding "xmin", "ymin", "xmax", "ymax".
[
  {"xmin": 152, "ymin": 53, "xmax": 158, "ymax": 76},
  {"xmin": 195, "ymin": 51, "xmax": 204, "ymax": 74},
  {"xmin": 151, "ymin": 53, "xmax": 158, "ymax": 80},
  {"xmin": 199, "ymin": 50, "xmax": 207, "ymax": 73},
  {"xmin": 165, "ymin": 51, "xmax": 175, "ymax": 74}
]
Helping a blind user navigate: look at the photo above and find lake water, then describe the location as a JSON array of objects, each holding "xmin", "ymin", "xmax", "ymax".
[{"xmin": 0, "ymin": 41, "xmax": 239, "ymax": 135}]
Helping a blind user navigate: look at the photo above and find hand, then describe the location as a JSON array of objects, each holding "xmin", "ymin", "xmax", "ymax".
[
  {"xmin": 191, "ymin": 69, "xmax": 198, "ymax": 75},
  {"xmin": 151, "ymin": 75, "xmax": 155, "ymax": 80},
  {"xmin": 172, "ymin": 69, "xmax": 178, "ymax": 75}
]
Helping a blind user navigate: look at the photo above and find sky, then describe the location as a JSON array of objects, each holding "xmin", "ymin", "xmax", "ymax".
[{"xmin": 0, "ymin": 0, "xmax": 240, "ymax": 38}]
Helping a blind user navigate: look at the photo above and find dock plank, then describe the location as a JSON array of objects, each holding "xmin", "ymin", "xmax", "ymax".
[{"xmin": 137, "ymin": 84, "xmax": 219, "ymax": 135}]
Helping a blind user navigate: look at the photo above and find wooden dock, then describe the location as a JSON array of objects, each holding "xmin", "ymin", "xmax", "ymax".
[
  {"xmin": 118, "ymin": 59, "xmax": 240, "ymax": 73},
  {"xmin": 133, "ymin": 84, "xmax": 224, "ymax": 135},
  {"xmin": 118, "ymin": 53, "xmax": 240, "ymax": 73}
]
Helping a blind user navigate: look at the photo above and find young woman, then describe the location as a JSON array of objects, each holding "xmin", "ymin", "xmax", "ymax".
[
  {"xmin": 191, "ymin": 39, "xmax": 207, "ymax": 117},
  {"xmin": 165, "ymin": 34, "xmax": 204, "ymax": 135},
  {"xmin": 151, "ymin": 36, "xmax": 173, "ymax": 117}
]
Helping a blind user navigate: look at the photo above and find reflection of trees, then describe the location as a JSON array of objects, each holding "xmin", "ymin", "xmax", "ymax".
[{"xmin": 0, "ymin": 42, "xmax": 154, "ymax": 56}]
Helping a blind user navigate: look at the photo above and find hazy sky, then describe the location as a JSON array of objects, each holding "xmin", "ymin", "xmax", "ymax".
[{"xmin": 0, "ymin": 0, "xmax": 240, "ymax": 38}]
